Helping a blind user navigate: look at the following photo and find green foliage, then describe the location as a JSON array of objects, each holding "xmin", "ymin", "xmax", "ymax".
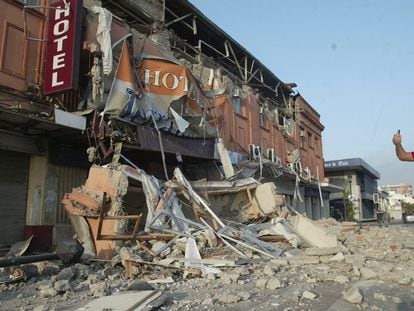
[
  {"xmin": 401, "ymin": 201, "xmax": 414, "ymax": 214},
  {"xmin": 343, "ymin": 191, "xmax": 355, "ymax": 221}
]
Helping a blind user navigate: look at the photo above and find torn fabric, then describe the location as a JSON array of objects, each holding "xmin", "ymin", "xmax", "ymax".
[{"xmin": 92, "ymin": 6, "xmax": 112, "ymax": 75}]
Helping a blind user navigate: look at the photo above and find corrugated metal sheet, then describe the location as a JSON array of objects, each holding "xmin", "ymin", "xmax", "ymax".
[
  {"xmin": 0, "ymin": 150, "xmax": 30, "ymax": 248},
  {"xmin": 52, "ymin": 165, "xmax": 88, "ymax": 224}
]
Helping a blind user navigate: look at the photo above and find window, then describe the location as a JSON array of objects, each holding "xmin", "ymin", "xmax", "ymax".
[
  {"xmin": 20, "ymin": 0, "xmax": 41, "ymax": 5},
  {"xmin": 259, "ymin": 111, "xmax": 265, "ymax": 127},
  {"xmin": 232, "ymin": 87, "xmax": 242, "ymax": 114},
  {"xmin": 314, "ymin": 137, "xmax": 319, "ymax": 155},
  {"xmin": 307, "ymin": 133, "xmax": 312, "ymax": 148},
  {"xmin": 232, "ymin": 96, "xmax": 242, "ymax": 114},
  {"xmin": 300, "ymin": 128, "xmax": 305, "ymax": 148}
]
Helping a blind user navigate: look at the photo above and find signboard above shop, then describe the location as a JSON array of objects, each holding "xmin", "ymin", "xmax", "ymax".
[{"xmin": 43, "ymin": 0, "xmax": 83, "ymax": 95}]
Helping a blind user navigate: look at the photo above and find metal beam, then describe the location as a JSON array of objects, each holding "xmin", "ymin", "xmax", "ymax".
[{"xmin": 165, "ymin": 12, "xmax": 193, "ymax": 27}]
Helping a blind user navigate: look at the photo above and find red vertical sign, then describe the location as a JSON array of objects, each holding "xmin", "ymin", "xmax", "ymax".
[{"xmin": 43, "ymin": 0, "xmax": 83, "ymax": 95}]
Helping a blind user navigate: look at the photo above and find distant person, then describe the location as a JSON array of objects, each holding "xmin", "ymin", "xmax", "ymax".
[{"xmin": 392, "ymin": 131, "xmax": 414, "ymax": 161}]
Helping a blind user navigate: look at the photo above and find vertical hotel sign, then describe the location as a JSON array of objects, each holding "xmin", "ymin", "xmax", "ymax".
[{"xmin": 43, "ymin": 0, "xmax": 83, "ymax": 95}]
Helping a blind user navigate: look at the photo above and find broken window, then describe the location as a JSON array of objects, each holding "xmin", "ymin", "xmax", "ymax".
[
  {"xmin": 232, "ymin": 87, "xmax": 242, "ymax": 114},
  {"xmin": 307, "ymin": 132, "xmax": 312, "ymax": 148},
  {"xmin": 259, "ymin": 104, "xmax": 265, "ymax": 127}
]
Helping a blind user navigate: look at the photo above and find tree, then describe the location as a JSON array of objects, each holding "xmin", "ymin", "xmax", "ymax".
[
  {"xmin": 401, "ymin": 201, "xmax": 414, "ymax": 215},
  {"xmin": 343, "ymin": 191, "xmax": 354, "ymax": 221}
]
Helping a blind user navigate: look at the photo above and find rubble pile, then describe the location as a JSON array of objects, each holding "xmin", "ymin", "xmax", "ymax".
[{"xmin": 1, "ymin": 163, "xmax": 413, "ymax": 310}]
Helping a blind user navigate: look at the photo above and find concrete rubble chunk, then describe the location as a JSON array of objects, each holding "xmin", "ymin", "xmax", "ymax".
[
  {"xmin": 54, "ymin": 279, "xmax": 72, "ymax": 293},
  {"xmin": 270, "ymin": 259, "xmax": 289, "ymax": 266},
  {"xmin": 305, "ymin": 247, "xmax": 340, "ymax": 256},
  {"xmin": 220, "ymin": 273, "xmax": 240, "ymax": 284},
  {"xmin": 55, "ymin": 267, "xmax": 75, "ymax": 281},
  {"xmin": 329, "ymin": 252, "xmax": 345, "ymax": 262},
  {"xmin": 263, "ymin": 265, "xmax": 275, "ymax": 276},
  {"xmin": 352, "ymin": 266, "xmax": 361, "ymax": 277},
  {"xmin": 287, "ymin": 256, "xmax": 320, "ymax": 266},
  {"xmin": 289, "ymin": 214, "xmax": 337, "ymax": 248},
  {"xmin": 335, "ymin": 275, "xmax": 350, "ymax": 284},
  {"xmin": 90, "ymin": 282, "xmax": 108, "ymax": 298},
  {"xmin": 39, "ymin": 288, "xmax": 58, "ymax": 298},
  {"xmin": 78, "ymin": 290, "xmax": 163, "ymax": 310},
  {"xmin": 373, "ymin": 292, "xmax": 387, "ymax": 301},
  {"xmin": 343, "ymin": 286, "xmax": 363, "ymax": 304},
  {"xmin": 266, "ymin": 277, "xmax": 282, "ymax": 289},
  {"xmin": 398, "ymin": 277, "xmax": 412, "ymax": 285},
  {"xmin": 218, "ymin": 293, "xmax": 241, "ymax": 304},
  {"xmin": 151, "ymin": 241, "xmax": 167, "ymax": 254},
  {"xmin": 147, "ymin": 276, "xmax": 175, "ymax": 284},
  {"xmin": 126, "ymin": 280, "xmax": 154, "ymax": 291},
  {"xmin": 256, "ymin": 278, "xmax": 268, "ymax": 289},
  {"xmin": 202, "ymin": 297, "xmax": 218, "ymax": 305},
  {"xmin": 239, "ymin": 291, "xmax": 251, "ymax": 301},
  {"xmin": 302, "ymin": 290, "xmax": 318, "ymax": 300},
  {"xmin": 360, "ymin": 267, "xmax": 378, "ymax": 280},
  {"xmin": 344, "ymin": 254, "xmax": 366, "ymax": 267}
]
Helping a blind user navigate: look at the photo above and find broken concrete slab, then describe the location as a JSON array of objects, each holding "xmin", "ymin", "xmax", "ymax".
[
  {"xmin": 253, "ymin": 183, "xmax": 284, "ymax": 215},
  {"xmin": 77, "ymin": 290, "xmax": 163, "ymax": 310},
  {"xmin": 289, "ymin": 213, "xmax": 337, "ymax": 248},
  {"xmin": 305, "ymin": 247, "xmax": 340, "ymax": 256}
]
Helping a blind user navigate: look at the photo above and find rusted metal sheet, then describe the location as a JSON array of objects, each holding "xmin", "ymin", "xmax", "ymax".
[
  {"xmin": 134, "ymin": 125, "xmax": 216, "ymax": 159},
  {"xmin": 53, "ymin": 165, "xmax": 88, "ymax": 224}
]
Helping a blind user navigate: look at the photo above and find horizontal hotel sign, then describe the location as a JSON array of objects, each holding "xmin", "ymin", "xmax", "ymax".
[
  {"xmin": 324, "ymin": 160, "xmax": 351, "ymax": 168},
  {"xmin": 43, "ymin": 0, "xmax": 83, "ymax": 95}
]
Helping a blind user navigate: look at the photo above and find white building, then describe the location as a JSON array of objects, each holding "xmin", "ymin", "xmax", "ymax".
[{"xmin": 380, "ymin": 184, "xmax": 414, "ymax": 221}]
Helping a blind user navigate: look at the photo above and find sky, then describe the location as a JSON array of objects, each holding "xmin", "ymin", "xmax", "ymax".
[{"xmin": 190, "ymin": 0, "xmax": 414, "ymax": 187}]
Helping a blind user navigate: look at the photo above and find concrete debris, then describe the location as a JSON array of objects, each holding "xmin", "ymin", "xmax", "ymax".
[
  {"xmin": 3, "ymin": 163, "xmax": 413, "ymax": 310},
  {"xmin": 289, "ymin": 213, "xmax": 338, "ymax": 248},
  {"xmin": 266, "ymin": 277, "xmax": 282, "ymax": 289},
  {"xmin": 373, "ymin": 292, "xmax": 387, "ymax": 301},
  {"xmin": 329, "ymin": 252, "xmax": 345, "ymax": 262},
  {"xmin": 218, "ymin": 293, "xmax": 241, "ymax": 304},
  {"xmin": 343, "ymin": 286, "xmax": 363, "ymax": 304},
  {"xmin": 302, "ymin": 290, "xmax": 318, "ymax": 300},
  {"xmin": 78, "ymin": 290, "xmax": 163, "ymax": 310},
  {"xmin": 335, "ymin": 275, "xmax": 350, "ymax": 284},
  {"xmin": 360, "ymin": 267, "xmax": 378, "ymax": 280},
  {"xmin": 305, "ymin": 247, "xmax": 340, "ymax": 256}
]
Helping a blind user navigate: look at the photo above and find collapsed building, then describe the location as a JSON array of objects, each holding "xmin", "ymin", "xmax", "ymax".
[{"xmin": 0, "ymin": 0, "xmax": 337, "ymax": 252}]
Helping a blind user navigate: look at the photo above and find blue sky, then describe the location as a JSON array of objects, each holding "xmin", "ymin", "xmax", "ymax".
[{"xmin": 190, "ymin": 0, "xmax": 414, "ymax": 187}]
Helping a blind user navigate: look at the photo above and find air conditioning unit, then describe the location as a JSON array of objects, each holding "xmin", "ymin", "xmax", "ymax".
[
  {"xmin": 248, "ymin": 144, "xmax": 256, "ymax": 160},
  {"xmin": 232, "ymin": 87, "xmax": 241, "ymax": 98},
  {"xmin": 267, "ymin": 148, "xmax": 275, "ymax": 162},
  {"xmin": 300, "ymin": 129, "xmax": 305, "ymax": 137},
  {"xmin": 253, "ymin": 146, "xmax": 262, "ymax": 160}
]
